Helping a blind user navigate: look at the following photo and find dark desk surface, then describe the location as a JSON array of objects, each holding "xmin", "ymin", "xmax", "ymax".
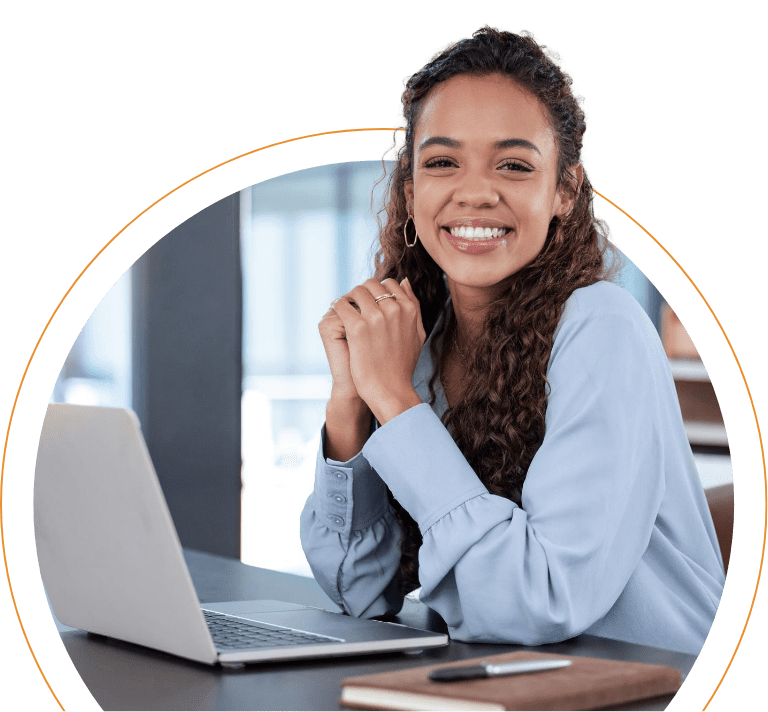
[{"xmin": 57, "ymin": 549, "xmax": 696, "ymax": 711}]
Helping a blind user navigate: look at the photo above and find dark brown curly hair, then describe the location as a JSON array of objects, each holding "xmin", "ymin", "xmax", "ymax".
[{"xmin": 372, "ymin": 27, "xmax": 618, "ymax": 595}]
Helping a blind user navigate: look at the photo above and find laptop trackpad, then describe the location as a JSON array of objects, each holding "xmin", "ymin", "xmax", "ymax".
[{"xmin": 204, "ymin": 600, "xmax": 310, "ymax": 615}]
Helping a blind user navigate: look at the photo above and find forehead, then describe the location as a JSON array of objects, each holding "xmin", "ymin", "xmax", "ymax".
[{"xmin": 414, "ymin": 74, "xmax": 556, "ymax": 155}]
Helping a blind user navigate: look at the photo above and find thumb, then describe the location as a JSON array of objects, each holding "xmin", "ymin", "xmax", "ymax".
[
  {"xmin": 401, "ymin": 277, "xmax": 426, "ymax": 343},
  {"xmin": 399, "ymin": 276, "xmax": 418, "ymax": 302}
]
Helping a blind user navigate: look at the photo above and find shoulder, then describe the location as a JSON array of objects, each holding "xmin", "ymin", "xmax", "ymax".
[
  {"xmin": 556, "ymin": 281, "xmax": 656, "ymax": 340},
  {"xmin": 563, "ymin": 280, "xmax": 648, "ymax": 320},
  {"xmin": 551, "ymin": 281, "xmax": 665, "ymax": 371}
]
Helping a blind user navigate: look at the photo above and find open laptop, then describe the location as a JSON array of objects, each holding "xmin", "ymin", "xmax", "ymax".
[{"xmin": 34, "ymin": 403, "xmax": 448, "ymax": 666}]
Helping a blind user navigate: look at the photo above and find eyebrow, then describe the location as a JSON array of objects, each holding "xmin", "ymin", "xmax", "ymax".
[{"xmin": 418, "ymin": 136, "xmax": 541, "ymax": 155}]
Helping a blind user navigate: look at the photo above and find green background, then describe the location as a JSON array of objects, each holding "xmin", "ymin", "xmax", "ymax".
[{"xmin": 0, "ymin": 2, "xmax": 766, "ymax": 710}]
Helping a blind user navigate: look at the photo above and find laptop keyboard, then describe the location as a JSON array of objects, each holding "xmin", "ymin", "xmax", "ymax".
[{"xmin": 202, "ymin": 609, "xmax": 343, "ymax": 650}]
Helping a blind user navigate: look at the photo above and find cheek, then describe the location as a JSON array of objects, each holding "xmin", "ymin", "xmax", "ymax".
[
  {"xmin": 518, "ymin": 197, "xmax": 559, "ymax": 241},
  {"xmin": 413, "ymin": 179, "xmax": 432, "ymax": 211},
  {"xmin": 524, "ymin": 183, "xmax": 558, "ymax": 216},
  {"xmin": 412, "ymin": 177, "xmax": 445, "ymax": 217}
]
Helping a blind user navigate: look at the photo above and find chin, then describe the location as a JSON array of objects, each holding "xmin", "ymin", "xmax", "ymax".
[{"xmin": 447, "ymin": 272, "xmax": 517, "ymax": 292}]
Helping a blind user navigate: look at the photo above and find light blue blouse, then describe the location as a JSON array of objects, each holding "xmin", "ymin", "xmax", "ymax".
[{"xmin": 300, "ymin": 281, "xmax": 725, "ymax": 655}]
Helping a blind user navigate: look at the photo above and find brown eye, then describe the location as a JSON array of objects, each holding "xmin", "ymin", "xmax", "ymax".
[
  {"xmin": 424, "ymin": 158, "xmax": 457, "ymax": 169},
  {"xmin": 500, "ymin": 160, "xmax": 533, "ymax": 173}
]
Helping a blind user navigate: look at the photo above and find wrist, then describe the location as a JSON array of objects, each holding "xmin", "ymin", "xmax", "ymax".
[
  {"xmin": 325, "ymin": 397, "xmax": 373, "ymax": 462},
  {"xmin": 327, "ymin": 392, "xmax": 371, "ymax": 418},
  {"xmin": 326, "ymin": 395, "xmax": 372, "ymax": 436},
  {"xmin": 366, "ymin": 389, "xmax": 423, "ymax": 425}
]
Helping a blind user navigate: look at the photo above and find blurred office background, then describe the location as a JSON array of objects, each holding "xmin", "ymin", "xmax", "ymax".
[{"xmin": 51, "ymin": 161, "xmax": 732, "ymax": 577}]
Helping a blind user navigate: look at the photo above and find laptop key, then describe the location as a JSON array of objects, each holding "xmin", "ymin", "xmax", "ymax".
[{"xmin": 202, "ymin": 609, "xmax": 342, "ymax": 650}]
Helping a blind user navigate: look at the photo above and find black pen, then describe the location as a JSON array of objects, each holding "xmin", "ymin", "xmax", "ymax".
[{"xmin": 429, "ymin": 658, "xmax": 572, "ymax": 682}]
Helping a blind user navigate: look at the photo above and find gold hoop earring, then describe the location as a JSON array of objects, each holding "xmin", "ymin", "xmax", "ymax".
[{"xmin": 404, "ymin": 215, "xmax": 418, "ymax": 248}]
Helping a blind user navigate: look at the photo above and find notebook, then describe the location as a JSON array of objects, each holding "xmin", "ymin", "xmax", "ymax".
[
  {"xmin": 339, "ymin": 650, "xmax": 682, "ymax": 710},
  {"xmin": 34, "ymin": 403, "xmax": 448, "ymax": 666}
]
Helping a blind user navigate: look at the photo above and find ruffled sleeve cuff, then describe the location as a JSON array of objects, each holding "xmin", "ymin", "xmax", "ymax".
[{"xmin": 362, "ymin": 403, "xmax": 488, "ymax": 533}]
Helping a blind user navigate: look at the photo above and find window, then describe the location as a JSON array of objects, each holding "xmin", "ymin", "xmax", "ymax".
[
  {"xmin": 240, "ymin": 162, "xmax": 388, "ymax": 575},
  {"xmin": 51, "ymin": 269, "xmax": 132, "ymax": 409}
]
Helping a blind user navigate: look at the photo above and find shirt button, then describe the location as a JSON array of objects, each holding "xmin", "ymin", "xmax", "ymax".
[
  {"xmin": 327, "ymin": 515, "xmax": 345, "ymax": 527},
  {"xmin": 333, "ymin": 494, "xmax": 346, "ymax": 504},
  {"xmin": 333, "ymin": 470, "xmax": 347, "ymax": 480}
]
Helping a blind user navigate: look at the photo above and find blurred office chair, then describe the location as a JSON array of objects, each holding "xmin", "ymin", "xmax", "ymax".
[{"xmin": 705, "ymin": 484, "xmax": 734, "ymax": 574}]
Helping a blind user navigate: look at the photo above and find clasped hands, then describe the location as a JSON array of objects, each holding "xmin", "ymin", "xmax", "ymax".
[{"xmin": 319, "ymin": 277, "xmax": 426, "ymax": 424}]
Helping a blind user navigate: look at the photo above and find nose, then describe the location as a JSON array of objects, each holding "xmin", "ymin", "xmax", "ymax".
[{"xmin": 452, "ymin": 165, "xmax": 499, "ymax": 208}]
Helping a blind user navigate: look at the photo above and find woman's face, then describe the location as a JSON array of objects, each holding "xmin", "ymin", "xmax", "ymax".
[{"xmin": 405, "ymin": 73, "xmax": 578, "ymax": 296}]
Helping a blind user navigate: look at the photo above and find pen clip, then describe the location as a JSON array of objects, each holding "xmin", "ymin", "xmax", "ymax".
[{"xmin": 429, "ymin": 665, "xmax": 488, "ymax": 682}]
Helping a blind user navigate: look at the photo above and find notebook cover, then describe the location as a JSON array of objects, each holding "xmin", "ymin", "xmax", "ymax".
[{"xmin": 339, "ymin": 650, "xmax": 683, "ymax": 711}]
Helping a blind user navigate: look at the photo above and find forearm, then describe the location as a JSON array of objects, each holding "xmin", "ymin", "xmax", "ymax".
[
  {"xmin": 361, "ymin": 405, "xmax": 652, "ymax": 644},
  {"xmin": 300, "ymin": 435, "xmax": 405, "ymax": 617},
  {"xmin": 300, "ymin": 497, "xmax": 405, "ymax": 618},
  {"xmin": 324, "ymin": 395, "xmax": 372, "ymax": 461}
]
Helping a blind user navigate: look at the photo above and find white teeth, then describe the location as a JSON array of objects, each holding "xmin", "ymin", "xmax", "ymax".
[{"xmin": 449, "ymin": 226, "xmax": 508, "ymax": 240}]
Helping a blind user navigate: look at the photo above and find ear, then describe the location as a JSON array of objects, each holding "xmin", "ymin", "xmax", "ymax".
[
  {"xmin": 404, "ymin": 180, "xmax": 414, "ymax": 215},
  {"xmin": 554, "ymin": 163, "xmax": 583, "ymax": 218}
]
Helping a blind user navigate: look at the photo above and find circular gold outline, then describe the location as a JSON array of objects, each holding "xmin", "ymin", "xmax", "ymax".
[{"xmin": 1, "ymin": 130, "xmax": 764, "ymax": 710}]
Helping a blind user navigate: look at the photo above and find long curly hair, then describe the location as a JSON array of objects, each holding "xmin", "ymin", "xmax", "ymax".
[{"xmin": 373, "ymin": 27, "xmax": 618, "ymax": 595}]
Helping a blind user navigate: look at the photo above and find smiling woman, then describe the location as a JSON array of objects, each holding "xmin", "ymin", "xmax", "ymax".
[
  {"xmin": 407, "ymin": 75, "xmax": 573, "ymax": 287},
  {"xmin": 300, "ymin": 27, "xmax": 725, "ymax": 657}
]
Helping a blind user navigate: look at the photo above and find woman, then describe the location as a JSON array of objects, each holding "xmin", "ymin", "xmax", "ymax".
[{"xmin": 300, "ymin": 27, "xmax": 724, "ymax": 656}]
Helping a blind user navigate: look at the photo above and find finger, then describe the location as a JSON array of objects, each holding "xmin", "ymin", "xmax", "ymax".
[
  {"xmin": 379, "ymin": 277, "xmax": 421, "ymax": 319},
  {"xmin": 320, "ymin": 308, "xmax": 338, "ymax": 320},
  {"xmin": 333, "ymin": 291, "xmax": 362, "ymax": 313},
  {"xmin": 374, "ymin": 277, "xmax": 409, "ymax": 305},
  {"xmin": 330, "ymin": 295, "xmax": 366, "ymax": 325},
  {"xmin": 320, "ymin": 308, "xmax": 348, "ymax": 327},
  {"xmin": 319, "ymin": 309, "xmax": 345, "ymax": 335},
  {"xmin": 348, "ymin": 283, "xmax": 388, "ymax": 316},
  {"xmin": 357, "ymin": 277, "xmax": 404, "ymax": 307}
]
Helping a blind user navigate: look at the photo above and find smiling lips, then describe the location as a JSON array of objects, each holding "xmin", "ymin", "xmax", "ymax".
[{"xmin": 442, "ymin": 221, "xmax": 511, "ymax": 255}]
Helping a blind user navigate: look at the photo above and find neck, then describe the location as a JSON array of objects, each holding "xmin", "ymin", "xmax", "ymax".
[{"xmin": 447, "ymin": 278, "xmax": 503, "ymax": 346}]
